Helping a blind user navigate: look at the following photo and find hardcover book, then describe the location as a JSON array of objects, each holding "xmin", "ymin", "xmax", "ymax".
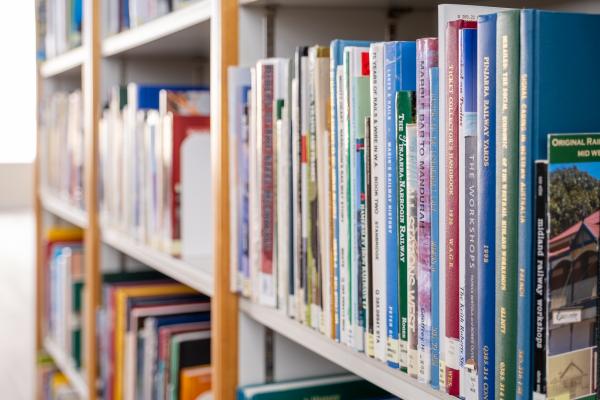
[{"xmin": 546, "ymin": 133, "xmax": 600, "ymax": 400}]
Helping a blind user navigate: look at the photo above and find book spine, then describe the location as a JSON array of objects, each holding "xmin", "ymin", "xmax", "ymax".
[
  {"xmin": 495, "ymin": 10, "xmax": 520, "ymax": 400},
  {"xmin": 259, "ymin": 63, "xmax": 276, "ymax": 307},
  {"xmin": 429, "ymin": 65, "xmax": 440, "ymax": 390},
  {"xmin": 370, "ymin": 43, "xmax": 386, "ymax": 361},
  {"xmin": 477, "ymin": 13, "xmax": 497, "ymax": 400},
  {"xmin": 461, "ymin": 27, "xmax": 479, "ymax": 400},
  {"xmin": 384, "ymin": 42, "xmax": 398, "ymax": 367},
  {"xmin": 532, "ymin": 160, "xmax": 547, "ymax": 397},
  {"xmin": 330, "ymin": 42, "xmax": 341, "ymax": 341},
  {"xmin": 365, "ymin": 114, "xmax": 375, "ymax": 358},
  {"xmin": 406, "ymin": 121, "xmax": 419, "ymax": 378},
  {"xmin": 416, "ymin": 37, "xmax": 438, "ymax": 385},
  {"xmin": 445, "ymin": 20, "xmax": 462, "ymax": 396},
  {"xmin": 397, "ymin": 90, "xmax": 414, "ymax": 371},
  {"xmin": 301, "ymin": 54, "xmax": 310, "ymax": 324},
  {"xmin": 517, "ymin": 9, "xmax": 534, "ymax": 400},
  {"xmin": 341, "ymin": 54, "xmax": 352, "ymax": 345}
]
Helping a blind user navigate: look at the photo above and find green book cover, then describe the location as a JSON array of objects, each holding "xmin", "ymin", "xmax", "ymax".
[
  {"xmin": 396, "ymin": 90, "xmax": 415, "ymax": 372},
  {"xmin": 547, "ymin": 133, "xmax": 600, "ymax": 400},
  {"xmin": 237, "ymin": 375, "xmax": 390, "ymax": 400},
  {"xmin": 495, "ymin": 9, "xmax": 520, "ymax": 400}
]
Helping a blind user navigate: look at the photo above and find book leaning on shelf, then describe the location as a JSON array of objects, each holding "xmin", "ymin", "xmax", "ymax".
[
  {"xmin": 229, "ymin": 5, "xmax": 600, "ymax": 400},
  {"xmin": 99, "ymin": 83, "xmax": 210, "ymax": 256}
]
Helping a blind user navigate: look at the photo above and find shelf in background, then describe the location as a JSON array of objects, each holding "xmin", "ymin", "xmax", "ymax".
[
  {"xmin": 240, "ymin": 299, "xmax": 454, "ymax": 400},
  {"xmin": 102, "ymin": 227, "xmax": 213, "ymax": 296},
  {"xmin": 40, "ymin": 47, "xmax": 84, "ymax": 78},
  {"xmin": 44, "ymin": 337, "xmax": 89, "ymax": 399},
  {"xmin": 102, "ymin": 1, "xmax": 211, "ymax": 58},
  {"xmin": 40, "ymin": 189, "xmax": 87, "ymax": 228}
]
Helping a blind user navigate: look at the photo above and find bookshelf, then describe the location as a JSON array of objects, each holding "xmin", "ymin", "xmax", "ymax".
[
  {"xmin": 43, "ymin": 337, "xmax": 89, "ymax": 399},
  {"xmin": 39, "ymin": 189, "xmax": 87, "ymax": 228},
  {"xmin": 40, "ymin": 46, "xmax": 84, "ymax": 78}
]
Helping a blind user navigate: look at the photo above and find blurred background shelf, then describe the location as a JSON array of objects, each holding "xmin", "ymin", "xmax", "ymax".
[
  {"xmin": 43, "ymin": 337, "xmax": 89, "ymax": 399},
  {"xmin": 39, "ymin": 47, "xmax": 84, "ymax": 78},
  {"xmin": 39, "ymin": 189, "xmax": 87, "ymax": 228}
]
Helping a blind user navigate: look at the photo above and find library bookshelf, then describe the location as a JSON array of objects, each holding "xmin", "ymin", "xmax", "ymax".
[{"xmin": 35, "ymin": 0, "xmax": 600, "ymax": 399}]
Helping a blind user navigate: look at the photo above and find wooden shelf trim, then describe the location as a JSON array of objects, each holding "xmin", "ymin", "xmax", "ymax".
[
  {"xmin": 44, "ymin": 337, "xmax": 89, "ymax": 399},
  {"xmin": 239, "ymin": 299, "xmax": 456, "ymax": 400},
  {"xmin": 102, "ymin": 0, "xmax": 211, "ymax": 57},
  {"xmin": 39, "ymin": 189, "xmax": 88, "ymax": 228},
  {"xmin": 102, "ymin": 227, "xmax": 214, "ymax": 296}
]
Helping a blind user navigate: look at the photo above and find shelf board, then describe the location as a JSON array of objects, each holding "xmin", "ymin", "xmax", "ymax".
[
  {"xmin": 102, "ymin": 227, "xmax": 213, "ymax": 296},
  {"xmin": 102, "ymin": 1, "xmax": 211, "ymax": 58},
  {"xmin": 239, "ymin": 299, "xmax": 454, "ymax": 400},
  {"xmin": 40, "ymin": 189, "xmax": 87, "ymax": 228},
  {"xmin": 44, "ymin": 337, "xmax": 89, "ymax": 399},
  {"xmin": 40, "ymin": 47, "xmax": 84, "ymax": 78}
]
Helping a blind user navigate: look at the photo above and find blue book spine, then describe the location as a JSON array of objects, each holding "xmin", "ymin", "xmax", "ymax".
[
  {"xmin": 122, "ymin": 0, "xmax": 130, "ymax": 30},
  {"xmin": 384, "ymin": 42, "xmax": 399, "ymax": 369},
  {"xmin": 517, "ymin": 9, "xmax": 534, "ymax": 400},
  {"xmin": 429, "ymin": 65, "xmax": 440, "ymax": 390},
  {"xmin": 476, "ymin": 14, "xmax": 496, "ymax": 400},
  {"xmin": 136, "ymin": 84, "xmax": 209, "ymax": 110}
]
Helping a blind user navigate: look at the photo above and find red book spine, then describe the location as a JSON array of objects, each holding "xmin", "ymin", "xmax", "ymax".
[
  {"xmin": 171, "ymin": 115, "xmax": 210, "ymax": 243},
  {"xmin": 445, "ymin": 18, "xmax": 476, "ymax": 396},
  {"xmin": 261, "ymin": 64, "xmax": 275, "ymax": 276}
]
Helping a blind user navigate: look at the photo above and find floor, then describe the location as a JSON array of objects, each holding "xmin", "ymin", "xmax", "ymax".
[{"xmin": 0, "ymin": 210, "xmax": 35, "ymax": 399}]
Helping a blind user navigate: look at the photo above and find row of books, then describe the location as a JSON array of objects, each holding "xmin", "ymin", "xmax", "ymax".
[
  {"xmin": 40, "ymin": 366, "xmax": 78, "ymax": 400},
  {"xmin": 42, "ymin": 228, "xmax": 213, "ymax": 400},
  {"xmin": 99, "ymin": 83, "xmax": 210, "ymax": 256},
  {"xmin": 41, "ymin": 91, "xmax": 84, "ymax": 210},
  {"xmin": 103, "ymin": 0, "xmax": 199, "ymax": 37},
  {"xmin": 37, "ymin": 0, "xmax": 201, "ymax": 59},
  {"xmin": 41, "ymin": 0, "xmax": 82, "ymax": 59},
  {"xmin": 228, "ymin": 4, "xmax": 600, "ymax": 400}
]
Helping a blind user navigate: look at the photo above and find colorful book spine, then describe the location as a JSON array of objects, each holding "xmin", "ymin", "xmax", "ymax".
[
  {"xmin": 397, "ymin": 90, "xmax": 414, "ymax": 372},
  {"xmin": 370, "ymin": 42, "xmax": 387, "ymax": 361},
  {"xmin": 416, "ymin": 37, "xmax": 438, "ymax": 385},
  {"xmin": 495, "ymin": 10, "xmax": 520, "ymax": 400},
  {"xmin": 516, "ymin": 9, "xmax": 534, "ymax": 400},
  {"xmin": 258, "ymin": 62, "xmax": 276, "ymax": 307},
  {"xmin": 476, "ymin": 13, "xmax": 497, "ymax": 400},
  {"xmin": 365, "ymin": 114, "xmax": 375, "ymax": 358},
  {"xmin": 383, "ymin": 42, "xmax": 398, "ymax": 367},
  {"xmin": 240, "ymin": 86, "xmax": 252, "ymax": 296},
  {"xmin": 445, "ymin": 19, "xmax": 476, "ymax": 396},
  {"xmin": 429, "ymin": 65, "xmax": 440, "ymax": 390},
  {"xmin": 406, "ymin": 121, "xmax": 419, "ymax": 378},
  {"xmin": 532, "ymin": 160, "xmax": 547, "ymax": 398}
]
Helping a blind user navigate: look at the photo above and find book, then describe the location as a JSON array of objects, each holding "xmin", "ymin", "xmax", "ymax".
[
  {"xmin": 476, "ymin": 13, "xmax": 497, "ymax": 400},
  {"xmin": 396, "ymin": 90, "xmax": 415, "ymax": 372},
  {"xmin": 237, "ymin": 375, "xmax": 390, "ymax": 400},
  {"xmin": 429, "ymin": 65, "xmax": 440, "ymax": 390},
  {"xmin": 495, "ymin": 10, "xmax": 520, "ymax": 400},
  {"xmin": 521, "ymin": 9, "xmax": 600, "ymax": 400},
  {"xmin": 416, "ymin": 37, "xmax": 438, "ymax": 385},
  {"xmin": 384, "ymin": 41, "xmax": 417, "ymax": 370},
  {"xmin": 546, "ymin": 133, "xmax": 600, "ymax": 400},
  {"xmin": 369, "ymin": 41, "xmax": 386, "ymax": 362},
  {"xmin": 168, "ymin": 331, "xmax": 211, "ymax": 400},
  {"xmin": 179, "ymin": 365, "xmax": 211, "ymax": 400},
  {"xmin": 406, "ymin": 122, "xmax": 419, "ymax": 378}
]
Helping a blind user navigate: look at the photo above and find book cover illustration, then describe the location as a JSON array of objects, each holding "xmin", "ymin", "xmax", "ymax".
[{"xmin": 546, "ymin": 133, "xmax": 600, "ymax": 400}]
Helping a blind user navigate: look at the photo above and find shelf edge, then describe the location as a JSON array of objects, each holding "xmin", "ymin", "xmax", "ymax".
[
  {"xmin": 39, "ymin": 189, "xmax": 88, "ymax": 228},
  {"xmin": 43, "ymin": 337, "xmax": 89, "ymax": 399},
  {"xmin": 239, "ymin": 299, "xmax": 455, "ymax": 400},
  {"xmin": 40, "ymin": 47, "xmax": 84, "ymax": 78}
]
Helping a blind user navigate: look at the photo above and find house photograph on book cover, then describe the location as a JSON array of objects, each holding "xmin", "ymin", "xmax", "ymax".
[{"xmin": 547, "ymin": 133, "xmax": 600, "ymax": 400}]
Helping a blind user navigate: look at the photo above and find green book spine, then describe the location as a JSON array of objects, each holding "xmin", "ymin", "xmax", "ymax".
[
  {"xmin": 396, "ymin": 90, "xmax": 414, "ymax": 372},
  {"xmin": 495, "ymin": 10, "xmax": 520, "ymax": 400}
]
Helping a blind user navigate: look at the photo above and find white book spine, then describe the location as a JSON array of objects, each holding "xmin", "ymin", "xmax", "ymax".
[{"xmin": 369, "ymin": 43, "xmax": 387, "ymax": 361}]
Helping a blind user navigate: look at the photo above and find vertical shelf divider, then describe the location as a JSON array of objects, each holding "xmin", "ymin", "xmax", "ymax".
[
  {"xmin": 82, "ymin": 0, "xmax": 101, "ymax": 398},
  {"xmin": 211, "ymin": 0, "xmax": 240, "ymax": 398}
]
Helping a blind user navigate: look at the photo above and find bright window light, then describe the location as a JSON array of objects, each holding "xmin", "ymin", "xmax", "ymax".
[{"xmin": 0, "ymin": 1, "xmax": 36, "ymax": 164}]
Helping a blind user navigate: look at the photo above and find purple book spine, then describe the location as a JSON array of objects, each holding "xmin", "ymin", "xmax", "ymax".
[{"xmin": 416, "ymin": 37, "xmax": 438, "ymax": 384}]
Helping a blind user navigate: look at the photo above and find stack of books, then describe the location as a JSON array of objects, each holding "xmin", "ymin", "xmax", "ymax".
[
  {"xmin": 99, "ymin": 84, "xmax": 210, "ymax": 256},
  {"xmin": 97, "ymin": 273, "xmax": 211, "ymax": 400},
  {"xmin": 41, "ymin": 91, "xmax": 85, "ymax": 210},
  {"xmin": 229, "ymin": 5, "xmax": 600, "ymax": 400},
  {"xmin": 41, "ymin": 0, "xmax": 82, "ymax": 59}
]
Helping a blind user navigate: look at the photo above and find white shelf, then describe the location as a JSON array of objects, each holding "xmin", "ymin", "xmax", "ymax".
[
  {"xmin": 102, "ymin": 227, "xmax": 213, "ymax": 296},
  {"xmin": 239, "ymin": 299, "xmax": 454, "ymax": 400},
  {"xmin": 102, "ymin": 1, "xmax": 211, "ymax": 58},
  {"xmin": 40, "ymin": 189, "xmax": 87, "ymax": 228},
  {"xmin": 44, "ymin": 337, "xmax": 89, "ymax": 399},
  {"xmin": 40, "ymin": 47, "xmax": 84, "ymax": 78}
]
